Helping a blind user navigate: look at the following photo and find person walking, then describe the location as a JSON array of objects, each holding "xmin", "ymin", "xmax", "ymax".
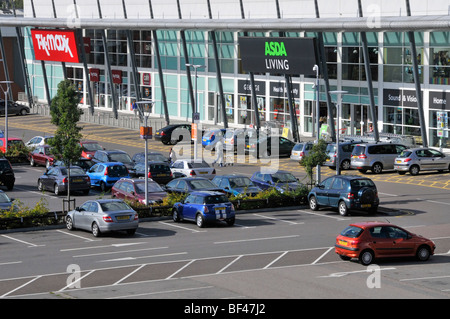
[
  {"xmin": 169, "ymin": 147, "xmax": 175, "ymax": 164},
  {"xmin": 213, "ymin": 138, "xmax": 224, "ymax": 167}
]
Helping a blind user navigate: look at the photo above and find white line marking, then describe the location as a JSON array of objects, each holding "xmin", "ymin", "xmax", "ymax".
[
  {"xmin": 0, "ymin": 261, "xmax": 22, "ymax": 266},
  {"xmin": 166, "ymin": 259, "xmax": 196, "ymax": 279},
  {"xmin": 253, "ymin": 213, "xmax": 303, "ymax": 225},
  {"xmin": 58, "ymin": 270, "xmax": 95, "ymax": 292},
  {"xmin": 217, "ymin": 255, "xmax": 243, "ymax": 274},
  {"xmin": 60, "ymin": 242, "xmax": 146, "ymax": 252},
  {"xmin": 99, "ymin": 252, "xmax": 187, "ymax": 263},
  {"xmin": 113, "ymin": 264, "xmax": 147, "ymax": 285},
  {"xmin": 311, "ymin": 247, "xmax": 334, "ymax": 265},
  {"xmin": 1, "ymin": 276, "xmax": 42, "ymax": 298},
  {"xmin": 107, "ymin": 286, "xmax": 215, "ymax": 299},
  {"xmin": 264, "ymin": 251, "xmax": 289, "ymax": 269},
  {"xmin": 214, "ymin": 235, "xmax": 299, "ymax": 245},
  {"xmin": 73, "ymin": 247, "xmax": 169, "ymax": 258},
  {"xmin": 56, "ymin": 230, "xmax": 97, "ymax": 242},
  {"xmin": 159, "ymin": 221, "xmax": 206, "ymax": 233},
  {"xmin": 297, "ymin": 209, "xmax": 349, "ymax": 221},
  {"xmin": 1, "ymin": 235, "xmax": 43, "ymax": 247}
]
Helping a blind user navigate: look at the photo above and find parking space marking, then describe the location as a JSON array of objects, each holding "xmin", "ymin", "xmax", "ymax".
[
  {"xmin": 214, "ymin": 235, "xmax": 299, "ymax": 245},
  {"xmin": 107, "ymin": 285, "xmax": 215, "ymax": 299},
  {"xmin": 58, "ymin": 270, "xmax": 95, "ymax": 292},
  {"xmin": 159, "ymin": 221, "xmax": 206, "ymax": 233},
  {"xmin": 263, "ymin": 251, "xmax": 288, "ymax": 269},
  {"xmin": 297, "ymin": 209, "xmax": 349, "ymax": 221},
  {"xmin": 113, "ymin": 265, "xmax": 147, "ymax": 285},
  {"xmin": 1, "ymin": 235, "xmax": 44, "ymax": 248},
  {"xmin": 56, "ymin": 230, "xmax": 98, "ymax": 242},
  {"xmin": 98, "ymin": 252, "xmax": 187, "ymax": 263},
  {"xmin": 73, "ymin": 246, "xmax": 169, "ymax": 258},
  {"xmin": 0, "ymin": 276, "xmax": 42, "ymax": 298},
  {"xmin": 252, "ymin": 213, "xmax": 304, "ymax": 225},
  {"xmin": 311, "ymin": 247, "xmax": 334, "ymax": 265}
]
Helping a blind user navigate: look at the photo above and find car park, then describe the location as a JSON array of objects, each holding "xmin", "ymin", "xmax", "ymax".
[
  {"xmin": 0, "ymin": 99, "xmax": 30, "ymax": 116},
  {"xmin": 87, "ymin": 162, "xmax": 130, "ymax": 192},
  {"xmin": 0, "ymin": 190, "xmax": 14, "ymax": 210},
  {"xmin": 172, "ymin": 191, "xmax": 235, "ymax": 227},
  {"xmin": 79, "ymin": 141, "xmax": 104, "ymax": 159},
  {"xmin": 132, "ymin": 151, "xmax": 169, "ymax": 163},
  {"xmin": 165, "ymin": 177, "xmax": 223, "ymax": 194},
  {"xmin": 65, "ymin": 199, "xmax": 139, "ymax": 237},
  {"xmin": 250, "ymin": 170, "xmax": 302, "ymax": 192},
  {"xmin": 154, "ymin": 124, "xmax": 192, "ymax": 145},
  {"xmin": 308, "ymin": 175, "xmax": 379, "ymax": 216},
  {"xmin": 133, "ymin": 161, "xmax": 173, "ymax": 184},
  {"xmin": 212, "ymin": 175, "xmax": 262, "ymax": 197},
  {"xmin": 29, "ymin": 145, "xmax": 55, "ymax": 168},
  {"xmin": 247, "ymin": 135, "xmax": 296, "ymax": 158},
  {"xmin": 0, "ymin": 157, "xmax": 15, "ymax": 190},
  {"xmin": 38, "ymin": 166, "xmax": 91, "ymax": 196},
  {"xmin": 25, "ymin": 135, "xmax": 54, "ymax": 150},
  {"xmin": 394, "ymin": 148, "xmax": 450, "ymax": 175},
  {"xmin": 170, "ymin": 159, "xmax": 216, "ymax": 179},
  {"xmin": 111, "ymin": 178, "xmax": 167, "ymax": 205},
  {"xmin": 290, "ymin": 142, "xmax": 313, "ymax": 161},
  {"xmin": 324, "ymin": 141, "xmax": 361, "ymax": 170},
  {"xmin": 92, "ymin": 149, "xmax": 135, "ymax": 176},
  {"xmin": 335, "ymin": 221, "xmax": 436, "ymax": 265},
  {"xmin": 202, "ymin": 128, "xmax": 226, "ymax": 150},
  {"xmin": 350, "ymin": 142, "xmax": 407, "ymax": 174}
]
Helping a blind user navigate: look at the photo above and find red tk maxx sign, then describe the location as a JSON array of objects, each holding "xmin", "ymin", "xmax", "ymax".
[{"xmin": 31, "ymin": 29, "xmax": 80, "ymax": 63}]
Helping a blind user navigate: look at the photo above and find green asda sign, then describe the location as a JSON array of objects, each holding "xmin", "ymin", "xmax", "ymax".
[{"xmin": 239, "ymin": 37, "xmax": 318, "ymax": 76}]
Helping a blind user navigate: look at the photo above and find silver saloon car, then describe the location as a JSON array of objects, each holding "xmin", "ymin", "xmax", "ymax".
[
  {"xmin": 394, "ymin": 148, "xmax": 450, "ymax": 176},
  {"xmin": 65, "ymin": 199, "xmax": 139, "ymax": 237}
]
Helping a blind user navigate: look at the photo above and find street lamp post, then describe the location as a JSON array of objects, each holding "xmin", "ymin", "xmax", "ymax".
[
  {"xmin": 0, "ymin": 81, "xmax": 13, "ymax": 153},
  {"xmin": 186, "ymin": 64, "xmax": 205, "ymax": 161},
  {"xmin": 135, "ymin": 100, "xmax": 154, "ymax": 206},
  {"xmin": 313, "ymin": 65, "xmax": 321, "ymax": 183},
  {"xmin": 329, "ymin": 90, "xmax": 348, "ymax": 176}
]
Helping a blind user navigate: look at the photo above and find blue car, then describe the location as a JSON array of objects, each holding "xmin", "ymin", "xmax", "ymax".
[
  {"xmin": 202, "ymin": 128, "xmax": 226, "ymax": 150},
  {"xmin": 172, "ymin": 191, "xmax": 235, "ymax": 227},
  {"xmin": 250, "ymin": 170, "xmax": 302, "ymax": 193},
  {"xmin": 87, "ymin": 162, "xmax": 130, "ymax": 192},
  {"xmin": 212, "ymin": 175, "xmax": 262, "ymax": 197}
]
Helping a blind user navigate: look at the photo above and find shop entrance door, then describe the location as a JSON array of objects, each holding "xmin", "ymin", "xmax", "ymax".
[{"xmin": 353, "ymin": 104, "xmax": 371, "ymax": 136}]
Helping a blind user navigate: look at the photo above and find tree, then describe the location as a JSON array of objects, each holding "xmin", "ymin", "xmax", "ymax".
[
  {"xmin": 299, "ymin": 139, "xmax": 328, "ymax": 185},
  {"xmin": 48, "ymin": 80, "xmax": 84, "ymax": 203}
]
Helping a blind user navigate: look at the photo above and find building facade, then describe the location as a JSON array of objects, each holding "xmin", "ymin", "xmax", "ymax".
[{"xmin": 20, "ymin": 0, "xmax": 450, "ymax": 149}]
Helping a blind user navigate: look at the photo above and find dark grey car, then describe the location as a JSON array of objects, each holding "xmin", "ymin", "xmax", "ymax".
[
  {"xmin": 324, "ymin": 141, "xmax": 361, "ymax": 170},
  {"xmin": 38, "ymin": 166, "xmax": 91, "ymax": 195}
]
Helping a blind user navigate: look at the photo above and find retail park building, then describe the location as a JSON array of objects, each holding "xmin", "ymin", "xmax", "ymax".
[{"xmin": 1, "ymin": 0, "xmax": 450, "ymax": 149}]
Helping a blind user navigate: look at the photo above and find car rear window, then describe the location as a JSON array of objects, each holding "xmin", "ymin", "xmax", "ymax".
[
  {"xmin": 108, "ymin": 165, "xmax": 128, "ymax": 177},
  {"xmin": 340, "ymin": 226, "xmax": 364, "ymax": 238},
  {"xmin": 150, "ymin": 164, "xmax": 170, "ymax": 172},
  {"xmin": 292, "ymin": 143, "xmax": 304, "ymax": 151},
  {"xmin": 399, "ymin": 151, "xmax": 412, "ymax": 158},
  {"xmin": 190, "ymin": 179, "xmax": 216, "ymax": 189},
  {"xmin": 188, "ymin": 161, "xmax": 210, "ymax": 168},
  {"xmin": 352, "ymin": 145, "xmax": 366, "ymax": 156},
  {"xmin": 204, "ymin": 195, "xmax": 229, "ymax": 204},
  {"xmin": 350, "ymin": 179, "xmax": 375, "ymax": 187}
]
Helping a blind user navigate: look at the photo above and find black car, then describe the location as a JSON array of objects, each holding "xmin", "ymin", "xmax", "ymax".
[
  {"xmin": 307, "ymin": 175, "xmax": 379, "ymax": 216},
  {"xmin": 154, "ymin": 124, "xmax": 192, "ymax": 145},
  {"xmin": 246, "ymin": 135, "xmax": 296, "ymax": 158},
  {"xmin": 165, "ymin": 177, "xmax": 223, "ymax": 194},
  {"xmin": 92, "ymin": 149, "xmax": 135, "ymax": 176},
  {"xmin": 133, "ymin": 161, "xmax": 173, "ymax": 184},
  {"xmin": 132, "ymin": 151, "xmax": 169, "ymax": 164},
  {"xmin": 51, "ymin": 158, "xmax": 95, "ymax": 172},
  {"xmin": 0, "ymin": 158, "xmax": 15, "ymax": 190},
  {"xmin": 0, "ymin": 100, "xmax": 30, "ymax": 116}
]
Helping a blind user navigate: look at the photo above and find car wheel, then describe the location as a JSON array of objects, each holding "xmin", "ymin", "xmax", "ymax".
[
  {"xmin": 100, "ymin": 182, "xmax": 107, "ymax": 192},
  {"xmin": 309, "ymin": 196, "xmax": 319, "ymax": 211},
  {"xmin": 359, "ymin": 250, "xmax": 374, "ymax": 266},
  {"xmin": 341, "ymin": 159, "xmax": 351, "ymax": 170},
  {"xmin": 226, "ymin": 217, "xmax": 235, "ymax": 226},
  {"xmin": 20, "ymin": 109, "xmax": 28, "ymax": 116},
  {"xmin": 409, "ymin": 165, "xmax": 420, "ymax": 176},
  {"xmin": 126, "ymin": 229, "xmax": 136, "ymax": 236},
  {"xmin": 196, "ymin": 213, "xmax": 205, "ymax": 228},
  {"xmin": 66, "ymin": 216, "xmax": 74, "ymax": 231},
  {"xmin": 371, "ymin": 163, "xmax": 383, "ymax": 174},
  {"xmin": 338, "ymin": 200, "xmax": 348, "ymax": 216},
  {"xmin": 416, "ymin": 245, "xmax": 431, "ymax": 261},
  {"xmin": 172, "ymin": 209, "xmax": 180, "ymax": 222},
  {"xmin": 92, "ymin": 222, "xmax": 101, "ymax": 237}
]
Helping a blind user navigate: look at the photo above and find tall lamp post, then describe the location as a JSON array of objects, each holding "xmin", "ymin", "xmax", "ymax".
[
  {"xmin": 0, "ymin": 81, "xmax": 13, "ymax": 153},
  {"xmin": 313, "ymin": 65, "xmax": 321, "ymax": 183},
  {"xmin": 135, "ymin": 100, "xmax": 154, "ymax": 206},
  {"xmin": 329, "ymin": 90, "xmax": 348, "ymax": 176},
  {"xmin": 186, "ymin": 64, "xmax": 205, "ymax": 161}
]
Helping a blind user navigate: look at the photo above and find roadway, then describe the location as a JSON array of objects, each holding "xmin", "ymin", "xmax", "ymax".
[{"xmin": 1, "ymin": 114, "xmax": 450, "ymax": 301}]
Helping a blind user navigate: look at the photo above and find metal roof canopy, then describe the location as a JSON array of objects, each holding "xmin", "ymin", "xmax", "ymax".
[{"xmin": 1, "ymin": 15, "xmax": 450, "ymax": 32}]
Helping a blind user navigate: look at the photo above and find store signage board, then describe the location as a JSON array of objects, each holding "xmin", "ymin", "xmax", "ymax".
[
  {"xmin": 239, "ymin": 37, "xmax": 318, "ymax": 76},
  {"xmin": 31, "ymin": 29, "xmax": 80, "ymax": 63}
]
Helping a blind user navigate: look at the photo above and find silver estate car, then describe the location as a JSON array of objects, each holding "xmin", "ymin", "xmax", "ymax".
[
  {"xmin": 65, "ymin": 199, "xmax": 139, "ymax": 237},
  {"xmin": 394, "ymin": 148, "xmax": 450, "ymax": 175},
  {"xmin": 350, "ymin": 143, "xmax": 407, "ymax": 174}
]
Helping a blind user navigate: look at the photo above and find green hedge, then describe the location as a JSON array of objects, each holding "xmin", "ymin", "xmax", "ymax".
[{"xmin": 0, "ymin": 186, "xmax": 310, "ymax": 230}]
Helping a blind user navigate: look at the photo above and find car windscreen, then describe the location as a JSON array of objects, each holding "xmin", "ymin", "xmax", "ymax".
[
  {"xmin": 190, "ymin": 179, "xmax": 216, "ymax": 189},
  {"xmin": 149, "ymin": 154, "xmax": 168, "ymax": 162},
  {"xmin": 83, "ymin": 143, "xmax": 102, "ymax": 151},
  {"xmin": 292, "ymin": 143, "xmax": 304, "ymax": 151},
  {"xmin": 340, "ymin": 226, "xmax": 364, "ymax": 238},
  {"xmin": 204, "ymin": 195, "xmax": 229, "ymax": 204},
  {"xmin": 229, "ymin": 177, "xmax": 254, "ymax": 187},
  {"xmin": 272, "ymin": 172, "xmax": 297, "ymax": 183},
  {"xmin": 0, "ymin": 192, "xmax": 11, "ymax": 203},
  {"xmin": 326, "ymin": 144, "xmax": 336, "ymax": 153}
]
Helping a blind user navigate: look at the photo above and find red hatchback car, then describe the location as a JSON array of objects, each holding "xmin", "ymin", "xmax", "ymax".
[
  {"xmin": 335, "ymin": 222, "xmax": 436, "ymax": 265},
  {"xmin": 79, "ymin": 141, "xmax": 104, "ymax": 159}
]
